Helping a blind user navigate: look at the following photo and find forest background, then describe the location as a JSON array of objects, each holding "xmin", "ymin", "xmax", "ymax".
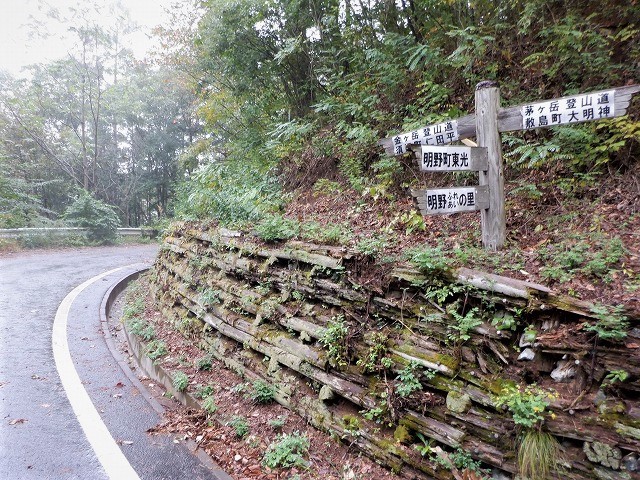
[{"xmin": 1, "ymin": 0, "xmax": 639, "ymax": 307}]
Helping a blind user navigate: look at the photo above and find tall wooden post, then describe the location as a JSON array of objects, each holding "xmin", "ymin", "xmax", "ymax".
[{"xmin": 475, "ymin": 81, "xmax": 505, "ymax": 251}]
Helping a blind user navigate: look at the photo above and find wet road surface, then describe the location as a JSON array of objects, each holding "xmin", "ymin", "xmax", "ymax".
[{"xmin": 0, "ymin": 246, "xmax": 226, "ymax": 479}]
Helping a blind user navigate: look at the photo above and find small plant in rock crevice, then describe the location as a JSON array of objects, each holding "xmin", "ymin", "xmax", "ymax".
[
  {"xmin": 395, "ymin": 361, "xmax": 424, "ymax": 398},
  {"xmin": 319, "ymin": 314, "xmax": 350, "ymax": 368},
  {"xmin": 585, "ymin": 303, "xmax": 629, "ymax": 342},
  {"xmin": 494, "ymin": 384, "xmax": 561, "ymax": 480}
]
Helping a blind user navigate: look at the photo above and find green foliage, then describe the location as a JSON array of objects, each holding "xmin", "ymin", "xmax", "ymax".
[
  {"xmin": 249, "ymin": 379, "xmax": 276, "ymax": 404},
  {"xmin": 584, "ymin": 303, "xmax": 629, "ymax": 341},
  {"xmin": 262, "ymin": 432, "xmax": 310, "ymax": 469},
  {"xmin": 173, "ymin": 371, "xmax": 189, "ymax": 392},
  {"xmin": 395, "ymin": 361, "xmax": 424, "ymax": 398},
  {"xmin": 539, "ymin": 236, "xmax": 626, "ymax": 284},
  {"xmin": 494, "ymin": 384, "xmax": 556, "ymax": 429},
  {"xmin": 146, "ymin": 340, "xmax": 168, "ymax": 361},
  {"xmin": 446, "ymin": 303, "xmax": 482, "ymax": 343},
  {"xmin": 196, "ymin": 355, "xmax": 214, "ymax": 371},
  {"xmin": 603, "ymin": 369, "xmax": 629, "ymax": 388},
  {"xmin": 407, "ymin": 246, "xmax": 454, "ymax": 277},
  {"xmin": 319, "ymin": 315, "xmax": 349, "ymax": 368},
  {"xmin": 175, "ymin": 159, "xmax": 283, "ymax": 226},
  {"xmin": 201, "ymin": 288, "xmax": 222, "ymax": 307},
  {"xmin": 128, "ymin": 318, "xmax": 156, "ymax": 342},
  {"xmin": 504, "ymin": 135, "xmax": 572, "ymax": 169},
  {"xmin": 432, "ymin": 447, "xmax": 486, "ymax": 476},
  {"xmin": 300, "ymin": 221, "xmax": 352, "ymax": 245},
  {"xmin": 414, "ymin": 432, "xmax": 434, "ymax": 457},
  {"xmin": 202, "ymin": 395, "xmax": 218, "ymax": 416},
  {"xmin": 268, "ymin": 416, "xmax": 287, "ymax": 431},
  {"xmin": 357, "ymin": 332, "xmax": 389, "ymax": 374},
  {"xmin": 63, "ymin": 190, "xmax": 120, "ymax": 244},
  {"xmin": 228, "ymin": 416, "xmax": 249, "ymax": 438},
  {"xmin": 255, "ymin": 215, "xmax": 300, "ymax": 242},
  {"xmin": 356, "ymin": 235, "xmax": 387, "ymax": 258},
  {"xmin": 195, "ymin": 384, "xmax": 215, "ymax": 399}
]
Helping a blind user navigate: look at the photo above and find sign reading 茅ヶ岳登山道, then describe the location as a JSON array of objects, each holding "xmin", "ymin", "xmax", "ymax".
[{"xmin": 521, "ymin": 90, "xmax": 615, "ymax": 130}]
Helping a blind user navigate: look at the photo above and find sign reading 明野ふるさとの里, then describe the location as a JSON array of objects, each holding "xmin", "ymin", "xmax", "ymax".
[{"xmin": 378, "ymin": 83, "xmax": 639, "ymax": 250}]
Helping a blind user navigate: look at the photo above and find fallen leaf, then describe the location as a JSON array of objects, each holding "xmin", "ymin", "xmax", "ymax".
[
  {"xmin": 115, "ymin": 382, "xmax": 125, "ymax": 388},
  {"xmin": 9, "ymin": 418, "xmax": 27, "ymax": 425}
]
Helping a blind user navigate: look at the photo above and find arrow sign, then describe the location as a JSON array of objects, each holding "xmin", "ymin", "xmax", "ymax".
[
  {"xmin": 412, "ymin": 186, "xmax": 489, "ymax": 215},
  {"xmin": 378, "ymin": 85, "xmax": 639, "ymax": 156},
  {"xmin": 413, "ymin": 145, "xmax": 488, "ymax": 172}
]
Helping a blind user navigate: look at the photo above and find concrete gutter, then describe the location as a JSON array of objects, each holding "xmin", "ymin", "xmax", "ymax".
[{"xmin": 101, "ymin": 268, "xmax": 232, "ymax": 480}]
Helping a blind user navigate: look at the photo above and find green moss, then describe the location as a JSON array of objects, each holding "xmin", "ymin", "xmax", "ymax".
[
  {"xmin": 486, "ymin": 377, "xmax": 518, "ymax": 396},
  {"xmin": 393, "ymin": 425, "xmax": 412, "ymax": 444}
]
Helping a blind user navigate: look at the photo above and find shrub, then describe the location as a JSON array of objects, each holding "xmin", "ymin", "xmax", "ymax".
[{"xmin": 63, "ymin": 190, "xmax": 120, "ymax": 244}]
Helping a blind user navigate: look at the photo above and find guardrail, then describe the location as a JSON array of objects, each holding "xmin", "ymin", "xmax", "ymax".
[{"xmin": 0, "ymin": 227, "xmax": 158, "ymax": 239}]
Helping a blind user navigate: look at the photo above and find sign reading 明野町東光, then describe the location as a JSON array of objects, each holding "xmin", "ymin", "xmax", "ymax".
[
  {"xmin": 416, "ymin": 145, "xmax": 488, "ymax": 172},
  {"xmin": 521, "ymin": 90, "xmax": 615, "ymax": 130}
]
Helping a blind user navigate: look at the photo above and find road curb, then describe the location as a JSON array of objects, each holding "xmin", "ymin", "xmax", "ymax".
[{"xmin": 101, "ymin": 268, "xmax": 233, "ymax": 480}]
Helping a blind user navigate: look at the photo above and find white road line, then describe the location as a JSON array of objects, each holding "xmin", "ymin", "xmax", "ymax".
[{"xmin": 52, "ymin": 266, "xmax": 141, "ymax": 480}]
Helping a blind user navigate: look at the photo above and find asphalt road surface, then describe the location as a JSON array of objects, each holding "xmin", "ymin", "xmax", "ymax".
[{"xmin": 0, "ymin": 245, "xmax": 227, "ymax": 480}]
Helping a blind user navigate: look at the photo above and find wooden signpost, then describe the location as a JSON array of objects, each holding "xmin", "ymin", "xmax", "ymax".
[{"xmin": 379, "ymin": 83, "xmax": 640, "ymax": 251}]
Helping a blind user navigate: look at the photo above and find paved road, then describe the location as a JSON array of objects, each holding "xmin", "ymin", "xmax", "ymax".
[{"xmin": 0, "ymin": 246, "xmax": 225, "ymax": 480}]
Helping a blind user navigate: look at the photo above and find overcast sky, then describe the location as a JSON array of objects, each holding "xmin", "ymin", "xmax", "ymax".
[{"xmin": 0, "ymin": 0, "xmax": 179, "ymax": 77}]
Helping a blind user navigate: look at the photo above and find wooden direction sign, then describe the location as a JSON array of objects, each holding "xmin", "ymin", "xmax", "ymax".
[
  {"xmin": 378, "ymin": 85, "xmax": 640, "ymax": 156},
  {"xmin": 412, "ymin": 145, "xmax": 488, "ymax": 172},
  {"xmin": 413, "ymin": 186, "xmax": 489, "ymax": 215},
  {"xmin": 378, "ymin": 83, "xmax": 639, "ymax": 250}
]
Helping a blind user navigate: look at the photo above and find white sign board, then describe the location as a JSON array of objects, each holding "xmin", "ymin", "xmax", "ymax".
[
  {"xmin": 521, "ymin": 90, "xmax": 615, "ymax": 130},
  {"xmin": 414, "ymin": 186, "xmax": 489, "ymax": 215},
  {"xmin": 417, "ymin": 145, "xmax": 488, "ymax": 172},
  {"xmin": 390, "ymin": 119, "xmax": 459, "ymax": 155}
]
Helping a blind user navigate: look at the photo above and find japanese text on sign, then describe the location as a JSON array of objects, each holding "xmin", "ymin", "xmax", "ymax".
[
  {"xmin": 419, "ymin": 145, "xmax": 487, "ymax": 172},
  {"xmin": 420, "ymin": 186, "xmax": 488, "ymax": 215},
  {"xmin": 392, "ymin": 120, "xmax": 459, "ymax": 155},
  {"xmin": 521, "ymin": 90, "xmax": 615, "ymax": 130}
]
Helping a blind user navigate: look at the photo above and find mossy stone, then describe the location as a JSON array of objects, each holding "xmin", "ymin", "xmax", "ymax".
[{"xmin": 446, "ymin": 391, "xmax": 472, "ymax": 414}]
